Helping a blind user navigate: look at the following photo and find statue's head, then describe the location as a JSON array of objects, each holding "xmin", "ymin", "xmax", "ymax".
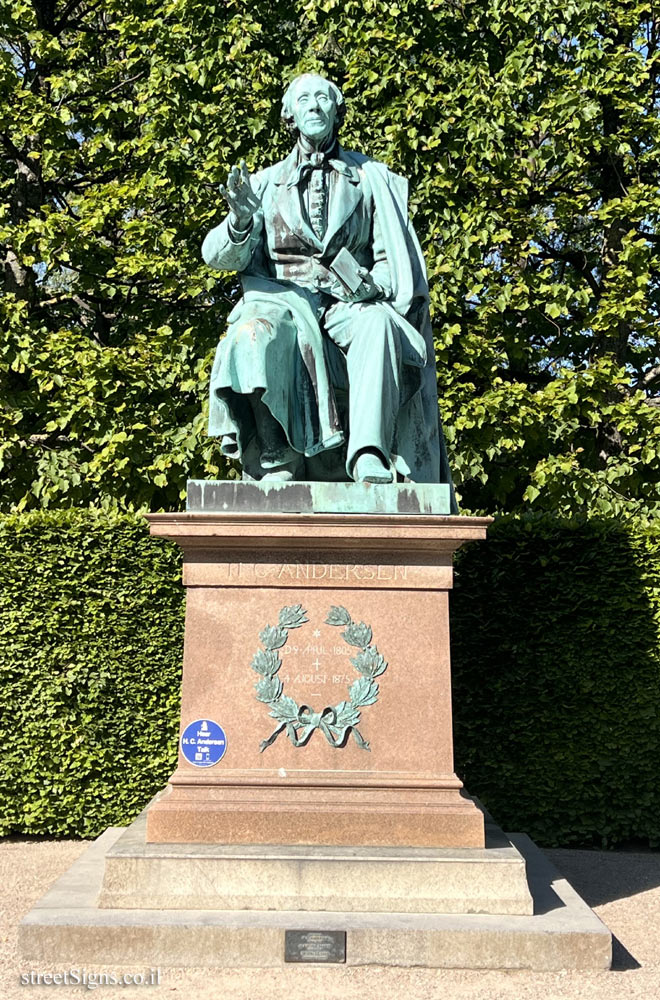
[{"xmin": 281, "ymin": 73, "xmax": 345, "ymax": 143}]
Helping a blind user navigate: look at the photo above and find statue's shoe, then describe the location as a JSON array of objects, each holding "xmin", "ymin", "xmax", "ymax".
[
  {"xmin": 260, "ymin": 458, "xmax": 303, "ymax": 481},
  {"xmin": 353, "ymin": 451, "xmax": 394, "ymax": 484}
]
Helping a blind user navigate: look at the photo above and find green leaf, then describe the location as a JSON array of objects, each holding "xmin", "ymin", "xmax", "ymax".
[
  {"xmin": 259, "ymin": 625, "xmax": 287, "ymax": 650},
  {"xmin": 278, "ymin": 604, "xmax": 308, "ymax": 629},
  {"xmin": 325, "ymin": 606, "xmax": 351, "ymax": 626},
  {"xmin": 255, "ymin": 675, "xmax": 282, "ymax": 702},
  {"xmin": 333, "ymin": 700, "xmax": 361, "ymax": 728},
  {"xmin": 342, "ymin": 622, "xmax": 373, "ymax": 648},
  {"xmin": 350, "ymin": 646, "xmax": 387, "ymax": 677},
  {"xmin": 251, "ymin": 648, "xmax": 280, "ymax": 676},
  {"xmin": 269, "ymin": 694, "xmax": 299, "ymax": 723},
  {"xmin": 349, "ymin": 676, "xmax": 379, "ymax": 707}
]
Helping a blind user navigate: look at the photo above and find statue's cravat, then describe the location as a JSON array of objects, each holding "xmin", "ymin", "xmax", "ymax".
[
  {"xmin": 306, "ymin": 152, "xmax": 328, "ymax": 240},
  {"xmin": 291, "ymin": 139, "xmax": 340, "ymax": 241}
]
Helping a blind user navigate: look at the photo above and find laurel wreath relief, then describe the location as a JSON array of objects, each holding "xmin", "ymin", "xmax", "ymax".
[{"xmin": 252, "ymin": 604, "xmax": 388, "ymax": 752}]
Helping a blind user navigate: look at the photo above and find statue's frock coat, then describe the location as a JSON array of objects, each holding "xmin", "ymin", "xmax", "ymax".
[{"xmin": 202, "ymin": 146, "xmax": 451, "ymax": 487}]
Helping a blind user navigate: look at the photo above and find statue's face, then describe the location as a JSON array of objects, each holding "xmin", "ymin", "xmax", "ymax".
[{"xmin": 290, "ymin": 76, "xmax": 338, "ymax": 143}]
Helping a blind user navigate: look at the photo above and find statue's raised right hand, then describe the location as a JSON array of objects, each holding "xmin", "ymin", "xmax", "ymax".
[{"xmin": 219, "ymin": 160, "xmax": 261, "ymax": 231}]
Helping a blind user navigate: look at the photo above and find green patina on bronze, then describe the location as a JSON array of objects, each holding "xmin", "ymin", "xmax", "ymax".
[
  {"xmin": 186, "ymin": 479, "xmax": 452, "ymax": 514},
  {"xmin": 252, "ymin": 604, "xmax": 388, "ymax": 752},
  {"xmin": 203, "ymin": 73, "xmax": 455, "ymax": 501}
]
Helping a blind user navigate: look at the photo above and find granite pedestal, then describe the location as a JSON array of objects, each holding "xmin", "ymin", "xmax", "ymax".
[{"xmin": 145, "ymin": 481, "xmax": 487, "ymax": 848}]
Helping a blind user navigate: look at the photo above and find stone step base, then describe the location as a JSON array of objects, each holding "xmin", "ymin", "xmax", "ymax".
[
  {"xmin": 20, "ymin": 828, "xmax": 611, "ymax": 971},
  {"xmin": 98, "ymin": 809, "xmax": 532, "ymax": 915}
]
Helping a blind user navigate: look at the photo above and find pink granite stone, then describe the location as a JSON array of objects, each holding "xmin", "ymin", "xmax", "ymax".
[{"xmin": 145, "ymin": 512, "xmax": 490, "ymax": 848}]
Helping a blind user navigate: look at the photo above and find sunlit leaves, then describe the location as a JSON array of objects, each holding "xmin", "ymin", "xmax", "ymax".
[{"xmin": 1, "ymin": 0, "xmax": 659, "ymax": 516}]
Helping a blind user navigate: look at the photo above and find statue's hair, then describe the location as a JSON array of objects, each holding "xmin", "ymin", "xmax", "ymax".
[{"xmin": 281, "ymin": 73, "xmax": 346, "ymax": 137}]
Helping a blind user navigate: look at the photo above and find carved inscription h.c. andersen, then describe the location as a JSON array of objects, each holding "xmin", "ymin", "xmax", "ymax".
[
  {"xmin": 182, "ymin": 556, "xmax": 453, "ymax": 590},
  {"xmin": 228, "ymin": 562, "xmax": 409, "ymax": 582}
]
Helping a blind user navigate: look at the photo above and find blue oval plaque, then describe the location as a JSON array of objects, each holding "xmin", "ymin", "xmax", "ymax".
[{"xmin": 180, "ymin": 719, "xmax": 227, "ymax": 767}]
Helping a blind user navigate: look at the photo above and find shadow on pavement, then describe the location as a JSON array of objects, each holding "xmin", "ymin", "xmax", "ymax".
[
  {"xmin": 611, "ymin": 935, "xmax": 642, "ymax": 971},
  {"xmin": 544, "ymin": 849, "xmax": 660, "ymax": 907}
]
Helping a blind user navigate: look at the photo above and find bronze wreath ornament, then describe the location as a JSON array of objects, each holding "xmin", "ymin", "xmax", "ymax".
[{"xmin": 251, "ymin": 604, "xmax": 388, "ymax": 752}]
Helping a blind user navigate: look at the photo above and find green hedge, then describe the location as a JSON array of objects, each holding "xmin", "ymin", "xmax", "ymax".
[
  {"xmin": 452, "ymin": 516, "xmax": 660, "ymax": 847},
  {"xmin": 0, "ymin": 511, "xmax": 184, "ymax": 838},
  {"xmin": 1, "ymin": 511, "xmax": 659, "ymax": 846}
]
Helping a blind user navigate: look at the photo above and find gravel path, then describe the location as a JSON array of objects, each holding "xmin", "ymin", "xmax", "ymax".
[{"xmin": 2, "ymin": 837, "xmax": 660, "ymax": 999}]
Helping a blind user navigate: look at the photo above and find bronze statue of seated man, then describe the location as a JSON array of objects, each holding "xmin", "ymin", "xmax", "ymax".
[{"xmin": 202, "ymin": 73, "xmax": 450, "ymax": 486}]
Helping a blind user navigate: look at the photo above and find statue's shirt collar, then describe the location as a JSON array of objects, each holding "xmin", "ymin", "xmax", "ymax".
[
  {"xmin": 297, "ymin": 134, "xmax": 337, "ymax": 161},
  {"xmin": 273, "ymin": 145, "xmax": 360, "ymax": 188}
]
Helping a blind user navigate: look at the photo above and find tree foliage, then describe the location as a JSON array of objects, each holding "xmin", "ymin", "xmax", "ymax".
[{"xmin": 1, "ymin": 0, "xmax": 659, "ymax": 515}]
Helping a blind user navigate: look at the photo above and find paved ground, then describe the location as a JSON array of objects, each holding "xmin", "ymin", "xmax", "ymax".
[{"xmin": 2, "ymin": 837, "xmax": 660, "ymax": 999}]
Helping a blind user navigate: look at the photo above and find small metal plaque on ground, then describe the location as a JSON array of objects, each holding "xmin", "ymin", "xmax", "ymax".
[{"xmin": 284, "ymin": 930, "xmax": 346, "ymax": 964}]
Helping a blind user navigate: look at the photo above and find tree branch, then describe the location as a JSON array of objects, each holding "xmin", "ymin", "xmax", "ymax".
[
  {"xmin": 104, "ymin": 70, "xmax": 147, "ymax": 97},
  {"xmin": 53, "ymin": 0, "xmax": 104, "ymax": 34},
  {"xmin": 533, "ymin": 239, "xmax": 602, "ymax": 299},
  {"xmin": 635, "ymin": 364, "xmax": 660, "ymax": 390}
]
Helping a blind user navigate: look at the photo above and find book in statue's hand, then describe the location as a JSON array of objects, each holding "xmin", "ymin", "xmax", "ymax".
[{"xmin": 329, "ymin": 246, "xmax": 365, "ymax": 295}]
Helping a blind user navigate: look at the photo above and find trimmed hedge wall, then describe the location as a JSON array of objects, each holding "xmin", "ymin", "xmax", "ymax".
[
  {"xmin": 0, "ymin": 511, "xmax": 184, "ymax": 838},
  {"xmin": 452, "ymin": 516, "xmax": 660, "ymax": 848},
  {"xmin": 1, "ymin": 511, "xmax": 659, "ymax": 846}
]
